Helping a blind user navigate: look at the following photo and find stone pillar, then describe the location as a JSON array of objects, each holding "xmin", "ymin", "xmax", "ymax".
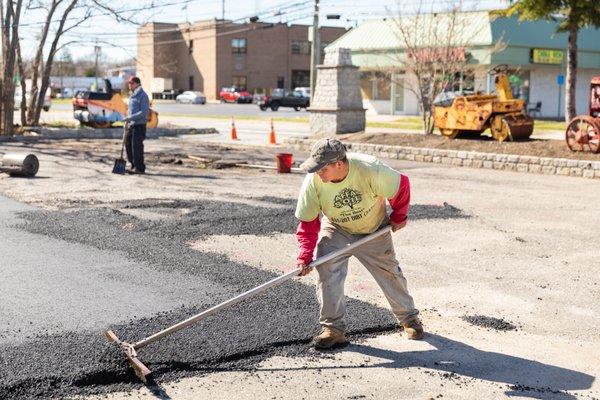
[{"xmin": 309, "ymin": 48, "xmax": 366, "ymax": 135}]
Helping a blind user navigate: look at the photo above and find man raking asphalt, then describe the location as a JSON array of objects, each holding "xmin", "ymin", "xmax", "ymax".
[{"xmin": 294, "ymin": 138, "xmax": 423, "ymax": 349}]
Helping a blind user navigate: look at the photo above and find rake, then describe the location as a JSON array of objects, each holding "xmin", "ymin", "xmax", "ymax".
[{"xmin": 103, "ymin": 226, "xmax": 391, "ymax": 383}]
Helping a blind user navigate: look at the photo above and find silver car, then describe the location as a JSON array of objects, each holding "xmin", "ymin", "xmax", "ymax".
[{"xmin": 176, "ymin": 91, "xmax": 206, "ymax": 104}]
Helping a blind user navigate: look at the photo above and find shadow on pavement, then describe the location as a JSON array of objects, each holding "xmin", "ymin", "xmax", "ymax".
[{"xmin": 351, "ymin": 333, "xmax": 594, "ymax": 399}]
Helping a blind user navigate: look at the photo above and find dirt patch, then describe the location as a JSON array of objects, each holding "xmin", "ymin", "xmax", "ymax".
[
  {"xmin": 461, "ymin": 315, "xmax": 518, "ymax": 332},
  {"xmin": 342, "ymin": 132, "xmax": 600, "ymax": 161}
]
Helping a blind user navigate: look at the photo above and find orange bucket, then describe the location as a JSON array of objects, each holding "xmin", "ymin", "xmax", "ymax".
[{"xmin": 275, "ymin": 153, "xmax": 293, "ymax": 173}]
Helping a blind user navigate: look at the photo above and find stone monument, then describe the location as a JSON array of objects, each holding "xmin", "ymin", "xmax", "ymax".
[{"xmin": 308, "ymin": 47, "xmax": 366, "ymax": 135}]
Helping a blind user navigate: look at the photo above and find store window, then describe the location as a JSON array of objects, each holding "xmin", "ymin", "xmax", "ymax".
[
  {"xmin": 188, "ymin": 40, "xmax": 193, "ymax": 54},
  {"xmin": 507, "ymin": 70, "xmax": 530, "ymax": 102},
  {"xmin": 233, "ymin": 76, "xmax": 247, "ymax": 90},
  {"xmin": 291, "ymin": 40, "xmax": 310, "ymax": 55},
  {"xmin": 232, "ymin": 38, "xmax": 247, "ymax": 54},
  {"xmin": 360, "ymin": 71, "xmax": 391, "ymax": 100},
  {"xmin": 189, "ymin": 76, "xmax": 194, "ymax": 90}
]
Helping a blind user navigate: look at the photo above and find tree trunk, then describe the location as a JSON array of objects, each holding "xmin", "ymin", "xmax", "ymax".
[
  {"xmin": 17, "ymin": 41, "xmax": 26, "ymax": 126},
  {"xmin": 565, "ymin": 23, "xmax": 578, "ymax": 122}
]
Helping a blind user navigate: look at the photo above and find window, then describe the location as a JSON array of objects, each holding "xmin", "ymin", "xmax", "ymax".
[
  {"xmin": 277, "ymin": 76, "xmax": 284, "ymax": 89},
  {"xmin": 291, "ymin": 40, "xmax": 310, "ymax": 55},
  {"xmin": 232, "ymin": 38, "xmax": 247, "ymax": 54},
  {"xmin": 359, "ymin": 71, "xmax": 390, "ymax": 101},
  {"xmin": 233, "ymin": 76, "xmax": 247, "ymax": 90},
  {"xmin": 292, "ymin": 70, "xmax": 310, "ymax": 88},
  {"xmin": 188, "ymin": 40, "xmax": 193, "ymax": 54},
  {"xmin": 189, "ymin": 76, "xmax": 194, "ymax": 90}
]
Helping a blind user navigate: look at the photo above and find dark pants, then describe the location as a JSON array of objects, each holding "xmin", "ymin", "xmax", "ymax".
[{"xmin": 125, "ymin": 124, "xmax": 146, "ymax": 172}]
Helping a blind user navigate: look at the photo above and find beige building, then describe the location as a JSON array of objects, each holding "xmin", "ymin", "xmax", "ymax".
[{"xmin": 137, "ymin": 20, "xmax": 347, "ymax": 100}]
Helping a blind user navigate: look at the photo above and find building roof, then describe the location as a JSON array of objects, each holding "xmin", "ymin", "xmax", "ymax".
[{"xmin": 329, "ymin": 11, "xmax": 493, "ymax": 51}]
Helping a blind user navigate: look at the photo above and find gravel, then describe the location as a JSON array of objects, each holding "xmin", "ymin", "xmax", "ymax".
[{"xmin": 461, "ymin": 315, "xmax": 518, "ymax": 332}]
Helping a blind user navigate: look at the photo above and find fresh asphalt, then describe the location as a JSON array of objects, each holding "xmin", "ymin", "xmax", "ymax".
[{"xmin": 0, "ymin": 195, "xmax": 400, "ymax": 398}]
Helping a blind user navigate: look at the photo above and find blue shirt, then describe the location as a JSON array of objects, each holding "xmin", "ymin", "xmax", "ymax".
[{"xmin": 126, "ymin": 86, "xmax": 149, "ymax": 125}]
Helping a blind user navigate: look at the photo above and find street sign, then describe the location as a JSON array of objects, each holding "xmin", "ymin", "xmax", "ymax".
[{"xmin": 557, "ymin": 74, "xmax": 565, "ymax": 86}]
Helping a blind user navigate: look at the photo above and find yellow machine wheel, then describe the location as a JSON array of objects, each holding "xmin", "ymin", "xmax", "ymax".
[
  {"xmin": 490, "ymin": 116, "xmax": 511, "ymax": 142},
  {"xmin": 439, "ymin": 128, "xmax": 460, "ymax": 139}
]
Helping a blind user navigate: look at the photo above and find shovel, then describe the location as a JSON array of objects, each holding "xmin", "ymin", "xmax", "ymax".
[
  {"xmin": 112, "ymin": 125, "xmax": 127, "ymax": 174},
  {"xmin": 103, "ymin": 226, "xmax": 391, "ymax": 383}
]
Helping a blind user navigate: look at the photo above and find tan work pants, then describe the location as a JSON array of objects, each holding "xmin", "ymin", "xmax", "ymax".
[{"xmin": 315, "ymin": 218, "xmax": 419, "ymax": 333}]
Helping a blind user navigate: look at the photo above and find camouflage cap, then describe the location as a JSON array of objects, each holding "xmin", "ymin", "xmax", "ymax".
[{"xmin": 300, "ymin": 138, "xmax": 346, "ymax": 173}]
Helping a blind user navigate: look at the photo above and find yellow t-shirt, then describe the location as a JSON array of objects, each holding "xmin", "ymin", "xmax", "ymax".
[{"xmin": 295, "ymin": 153, "xmax": 400, "ymax": 234}]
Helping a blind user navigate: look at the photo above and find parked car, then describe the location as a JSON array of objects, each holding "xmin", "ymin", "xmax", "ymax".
[
  {"xmin": 294, "ymin": 87, "xmax": 311, "ymax": 98},
  {"xmin": 219, "ymin": 87, "xmax": 252, "ymax": 103},
  {"xmin": 14, "ymin": 87, "xmax": 51, "ymax": 111},
  {"xmin": 258, "ymin": 89, "xmax": 310, "ymax": 111},
  {"xmin": 176, "ymin": 91, "xmax": 206, "ymax": 104}
]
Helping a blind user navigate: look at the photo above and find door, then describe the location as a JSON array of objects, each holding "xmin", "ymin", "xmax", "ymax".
[{"xmin": 392, "ymin": 76, "xmax": 404, "ymax": 114}]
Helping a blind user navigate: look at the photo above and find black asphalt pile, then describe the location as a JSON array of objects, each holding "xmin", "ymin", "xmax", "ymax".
[
  {"xmin": 462, "ymin": 315, "xmax": 518, "ymax": 332},
  {"xmin": 2, "ymin": 198, "xmax": 468, "ymax": 398},
  {"xmin": 409, "ymin": 202, "xmax": 470, "ymax": 221}
]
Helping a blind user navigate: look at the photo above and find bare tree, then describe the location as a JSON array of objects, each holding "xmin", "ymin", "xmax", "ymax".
[
  {"xmin": 381, "ymin": 1, "xmax": 503, "ymax": 134},
  {"xmin": 0, "ymin": 0, "xmax": 24, "ymax": 135}
]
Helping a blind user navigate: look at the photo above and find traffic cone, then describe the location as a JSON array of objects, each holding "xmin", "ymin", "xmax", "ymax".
[
  {"xmin": 230, "ymin": 117, "xmax": 238, "ymax": 140},
  {"xmin": 268, "ymin": 118, "xmax": 277, "ymax": 145}
]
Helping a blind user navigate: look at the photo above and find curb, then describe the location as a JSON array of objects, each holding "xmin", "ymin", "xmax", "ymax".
[
  {"xmin": 284, "ymin": 137, "xmax": 600, "ymax": 180},
  {"xmin": 0, "ymin": 127, "xmax": 218, "ymax": 143}
]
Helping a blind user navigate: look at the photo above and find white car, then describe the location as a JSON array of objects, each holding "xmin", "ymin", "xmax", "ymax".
[
  {"xmin": 176, "ymin": 91, "xmax": 206, "ymax": 104},
  {"xmin": 15, "ymin": 87, "xmax": 52, "ymax": 111},
  {"xmin": 294, "ymin": 87, "xmax": 311, "ymax": 98}
]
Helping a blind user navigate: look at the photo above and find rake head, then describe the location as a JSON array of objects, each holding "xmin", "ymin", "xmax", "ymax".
[{"xmin": 103, "ymin": 330, "xmax": 152, "ymax": 383}]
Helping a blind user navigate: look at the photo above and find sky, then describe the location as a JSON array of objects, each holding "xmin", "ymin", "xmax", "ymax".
[{"xmin": 18, "ymin": 0, "xmax": 510, "ymax": 64}]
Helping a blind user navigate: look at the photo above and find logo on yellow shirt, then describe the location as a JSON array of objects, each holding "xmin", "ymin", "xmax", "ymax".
[{"xmin": 333, "ymin": 188, "xmax": 362, "ymax": 209}]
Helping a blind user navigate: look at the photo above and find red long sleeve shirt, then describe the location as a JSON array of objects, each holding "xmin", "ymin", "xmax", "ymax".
[{"xmin": 296, "ymin": 174, "xmax": 410, "ymax": 265}]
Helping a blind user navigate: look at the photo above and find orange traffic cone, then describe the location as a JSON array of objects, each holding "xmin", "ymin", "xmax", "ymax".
[
  {"xmin": 268, "ymin": 118, "xmax": 277, "ymax": 145},
  {"xmin": 230, "ymin": 117, "xmax": 238, "ymax": 140}
]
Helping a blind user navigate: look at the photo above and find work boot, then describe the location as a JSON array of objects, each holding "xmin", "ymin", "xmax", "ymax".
[
  {"xmin": 402, "ymin": 318, "xmax": 424, "ymax": 340},
  {"xmin": 312, "ymin": 327, "xmax": 347, "ymax": 350}
]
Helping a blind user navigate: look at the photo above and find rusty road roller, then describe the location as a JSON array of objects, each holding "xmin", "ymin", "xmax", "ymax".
[
  {"xmin": 433, "ymin": 64, "xmax": 534, "ymax": 142},
  {"xmin": 565, "ymin": 76, "xmax": 600, "ymax": 153},
  {"xmin": 0, "ymin": 153, "xmax": 39, "ymax": 177}
]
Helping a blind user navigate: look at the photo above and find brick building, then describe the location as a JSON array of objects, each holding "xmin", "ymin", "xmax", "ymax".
[{"xmin": 137, "ymin": 20, "xmax": 347, "ymax": 100}]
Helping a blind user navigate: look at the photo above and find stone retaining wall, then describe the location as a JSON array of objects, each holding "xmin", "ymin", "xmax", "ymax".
[
  {"xmin": 285, "ymin": 137, "xmax": 600, "ymax": 179},
  {"xmin": 0, "ymin": 127, "xmax": 218, "ymax": 143}
]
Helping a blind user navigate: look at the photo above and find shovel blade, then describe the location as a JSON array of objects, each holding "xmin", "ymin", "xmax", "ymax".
[{"xmin": 112, "ymin": 158, "xmax": 126, "ymax": 174}]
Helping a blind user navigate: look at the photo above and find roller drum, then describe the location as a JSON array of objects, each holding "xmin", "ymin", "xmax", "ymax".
[
  {"xmin": 1, "ymin": 153, "xmax": 39, "ymax": 177},
  {"xmin": 504, "ymin": 113, "xmax": 534, "ymax": 140}
]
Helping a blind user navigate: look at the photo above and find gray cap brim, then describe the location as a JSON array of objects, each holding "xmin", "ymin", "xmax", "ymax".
[{"xmin": 300, "ymin": 157, "xmax": 328, "ymax": 173}]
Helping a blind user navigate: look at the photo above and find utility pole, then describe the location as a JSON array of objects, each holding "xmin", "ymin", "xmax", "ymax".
[
  {"xmin": 94, "ymin": 42, "xmax": 101, "ymax": 90},
  {"xmin": 309, "ymin": 0, "xmax": 320, "ymax": 101}
]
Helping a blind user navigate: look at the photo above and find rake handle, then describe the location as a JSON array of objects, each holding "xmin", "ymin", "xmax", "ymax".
[
  {"xmin": 133, "ymin": 225, "xmax": 391, "ymax": 350},
  {"xmin": 120, "ymin": 124, "xmax": 128, "ymax": 159}
]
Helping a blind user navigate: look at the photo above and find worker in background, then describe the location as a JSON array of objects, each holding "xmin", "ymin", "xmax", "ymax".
[
  {"xmin": 123, "ymin": 76, "xmax": 149, "ymax": 174},
  {"xmin": 295, "ymin": 138, "xmax": 423, "ymax": 349}
]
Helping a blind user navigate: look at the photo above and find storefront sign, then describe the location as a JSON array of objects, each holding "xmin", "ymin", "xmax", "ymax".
[
  {"xmin": 532, "ymin": 49, "xmax": 564, "ymax": 64},
  {"xmin": 408, "ymin": 47, "xmax": 466, "ymax": 63}
]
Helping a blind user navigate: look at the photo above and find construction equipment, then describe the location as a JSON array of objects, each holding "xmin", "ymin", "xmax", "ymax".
[
  {"xmin": 112, "ymin": 125, "xmax": 128, "ymax": 174},
  {"xmin": 433, "ymin": 64, "xmax": 534, "ymax": 142},
  {"xmin": 103, "ymin": 226, "xmax": 392, "ymax": 383},
  {"xmin": 565, "ymin": 76, "xmax": 600, "ymax": 153},
  {"xmin": 72, "ymin": 79, "xmax": 159, "ymax": 129},
  {"xmin": 0, "ymin": 153, "xmax": 39, "ymax": 177}
]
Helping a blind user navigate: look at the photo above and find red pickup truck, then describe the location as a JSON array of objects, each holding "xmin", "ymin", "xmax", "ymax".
[{"xmin": 219, "ymin": 87, "xmax": 253, "ymax": 103}]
